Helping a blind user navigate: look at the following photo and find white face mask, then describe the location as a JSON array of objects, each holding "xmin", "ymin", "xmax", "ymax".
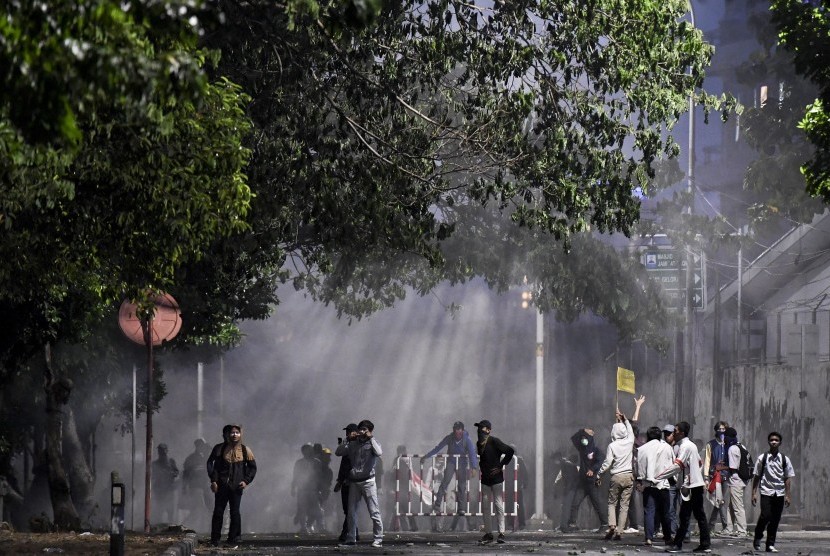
[{"xmin": 581, "ymin": 438, "xmax": 589, "ymax": 447}]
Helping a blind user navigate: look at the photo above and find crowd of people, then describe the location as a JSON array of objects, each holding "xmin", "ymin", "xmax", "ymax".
[
  {"xmin": 551, "ymin": 397, "xmax": 795, "ymax": 553},
  {"xmin": 121, "ymin": 404, "xmax": 795, "ymax": 551}
]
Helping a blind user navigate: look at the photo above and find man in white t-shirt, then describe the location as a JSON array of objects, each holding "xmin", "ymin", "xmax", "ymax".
[
  {"xmin": 723, "ymin": 428, "xmax": 747, "ymax": 536},
  {"xmin": 751, "ymin": 431, "xmax": 795, "ymax": 553}
]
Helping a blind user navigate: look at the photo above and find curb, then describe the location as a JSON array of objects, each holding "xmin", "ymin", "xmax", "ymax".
[{"xmin": 161, "ymin": 532, "xmax": 198, "ymax": 555}]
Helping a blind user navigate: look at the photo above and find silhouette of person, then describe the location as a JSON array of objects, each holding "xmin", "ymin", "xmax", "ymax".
[{"xmin": 152, "ymin": 443, "xmax": 179, "ymax": 523}]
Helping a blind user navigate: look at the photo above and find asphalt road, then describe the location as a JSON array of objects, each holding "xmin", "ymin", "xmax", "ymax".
[{"xmin": 197, "ymin": 528, "xmax": 830, "ymax": 555}]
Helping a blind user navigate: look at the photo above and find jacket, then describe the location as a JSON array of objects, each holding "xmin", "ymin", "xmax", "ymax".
[
  {"xmin": 207, "ymin": 442, "xmax": 257, "ymax": 488},
  {"xmin": 477, "ymin": 434, "xmax": 515, "ymax": 486},
  {"xmin": 335, "ymin": 437, "xmax": 382, "ymax": 482},
  {"xmin": 424, "ymin": 431, "xmax": 479, "ymax": 469},
  {"xmin": 571, "ymin": 429, "xmax": 605, "ymax": 478}
]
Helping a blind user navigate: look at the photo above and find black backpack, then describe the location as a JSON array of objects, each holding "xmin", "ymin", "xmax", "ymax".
[{"xmin": 737, "ymin": 443, "xmax": 754, "ymax": 481}]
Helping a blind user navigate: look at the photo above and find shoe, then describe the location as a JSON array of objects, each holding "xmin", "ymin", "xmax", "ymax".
[
  {"xmin": 596, "ymin": 525, "xmax": 610, "ymax": 533},
  {"xmin": 624, "ymin": 527, "xmax": 640, "ymax": 533},
  {"xmin": 456, "ymin": 509, "xmax": 466, "ymax": 516},
  {"xmin": 665, "ymin": 546, "xmax": 682, "ymax": 553},
  {"xmin": 209, "ymin": 541, "xmax": 220, "ymax": 548},
  {"xmin": 497, "ymin": 533, "xmax": 505, "ymax": 544},
  {"xmin": 230, "ymin": 537, "xmax": 242, "ymax": 544},
  {"xmin": 692, "ymin": 545, "xmax": 711, "ymax": 553},
  {"xmin": 645, "ymin": 540, "xmax": 653, "ymax": 546},
  {"xmin": 371, "ymin": 540, "xmax": 383, "ymax": 548},
  {"xmin": 613, "ymin": 533, "xmax": 622, "ymax": 541},
  {"xmin": 753, "ymin": 541, "xmax": 762, "ymax": 551},
  {"xmin": 480, "ymin": 533, "xmax": 494, "ymax": 543},
  {"xmin": 338, "ymin": 541, "xmax": 356, "ymax": 547},
  {"xmin": 766, "ymin": 547, "xmax": 778, "ymax": 553},
  {"xmin": 604, "ymin": 528, "xmax": 616, "ymax": 540},
  {"xmin": 715, "ymin": 529, "xmax": 731, "ymax": 537}
]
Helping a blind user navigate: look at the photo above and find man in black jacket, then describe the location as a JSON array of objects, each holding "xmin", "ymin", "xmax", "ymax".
[
  {"xmin": 568, "ymin": 427, "xmax": 608, "ymax": 532},
  {"xmin": 206, "ymin": 424, "xmax": 257, "ymax": 547},
  {"xmin": 475, "ymin": 420, "xmax": 515, "ymax": 544}
]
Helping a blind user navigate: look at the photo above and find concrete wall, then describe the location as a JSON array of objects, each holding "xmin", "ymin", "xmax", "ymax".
[{"xmin": 696, "ymin": 363, "xmax": 830, "ymax": 524}]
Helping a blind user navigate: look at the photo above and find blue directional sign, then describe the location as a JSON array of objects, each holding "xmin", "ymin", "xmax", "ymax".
[{"xmin": 641, "ymin": 248, "xmax": 705, "ymax": 310}]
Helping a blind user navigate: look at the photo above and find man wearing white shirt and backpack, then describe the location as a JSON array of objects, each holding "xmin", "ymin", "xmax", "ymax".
[{"xmin": 751, "ymin": 431, "xmax": 795, "ymax": 553}]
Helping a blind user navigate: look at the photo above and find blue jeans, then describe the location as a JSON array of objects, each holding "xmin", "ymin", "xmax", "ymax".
[
  {"xmin": 346, "ymin": 478, "xmax": 383, "ymax": 543},
  {"xmin": 643, "ymin": 487, "xmax": 672, "ymax": 541},
  {"xmin": 668, "ymin": 484, "xmax": 679, "ymax": 536}
]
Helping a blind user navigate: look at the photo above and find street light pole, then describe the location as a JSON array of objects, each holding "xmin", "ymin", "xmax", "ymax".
[
  {"xmin": 531, "ymin": 307, "xmax": 547, "ymax": 523},
  {"xmin": 522, "ymin": 282, "xmax": 549, "ymax": 525},
  {"xmin": 683, "ymin": 0, "xmax": 697, "ymax": 421}
]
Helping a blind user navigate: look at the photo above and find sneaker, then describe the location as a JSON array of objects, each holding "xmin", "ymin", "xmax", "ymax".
[
  {"xmin": 692, "ymin": 545, "xmax": 711, "ymax": 553},
  {"xmin": 645, "ymin": 540, "xmax": 653, "ymax": 546},
  {"xmin": 497, "ymin": 533, "xmax": 506, "ymax": 544},
  {"xmin": 753, "ymin": 541, "xmax": 762, "ymax": 551},
  {"xmin": 766, "ymin": 547, "xmax": 778, "ymax": 553},
  {"xmin": 456, "ymin": 509, "xmax": 466, "ymax": 516},
  {"xmin": 665, "ymin": 546, "xmax": 682, "ymax": 553},
  {"xmin": 338, "ymin": 541, "xmax": 356, "ymax": 547},
  {"xmin": 604, "ymin": 528, "xmax": 615, "ymax": 540},
  {"xmin": 624, "ymin": 527, "xmax": 640, "ymax": 533},
  {"xmin": 613, "ymin": 533, "xmax": 622, "ymax": 541},
  {"xmin": 371, "ymin": 540, "xmax": 383, "ymax": 548},
  {"xmin": 480, "ymin": 533, "xmax": 494, "ymax": 543}
]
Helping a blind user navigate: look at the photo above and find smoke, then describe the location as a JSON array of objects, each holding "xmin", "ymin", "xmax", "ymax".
[{"xmin": 94, "ymin": 279, "xmax": 630, "ymax": 533}]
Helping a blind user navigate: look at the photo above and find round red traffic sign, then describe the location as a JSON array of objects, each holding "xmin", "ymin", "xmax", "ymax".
[{"xmin": 118, "ymin": 293, "xmax": 182, "ymax": 346}]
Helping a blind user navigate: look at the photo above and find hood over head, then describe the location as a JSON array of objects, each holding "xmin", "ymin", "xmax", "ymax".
[{"xmin": 611, "ymin": 422, "xmax": 627, "ymax": 440}]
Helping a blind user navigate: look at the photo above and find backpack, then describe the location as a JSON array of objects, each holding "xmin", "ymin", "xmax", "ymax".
[{"xmin": 736, "ymin": 444, "xmax": 753, "ymax": 481}]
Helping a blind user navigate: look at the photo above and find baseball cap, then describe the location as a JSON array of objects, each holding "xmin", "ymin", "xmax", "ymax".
[
  {"xmin": 343, "ymin": 423, "xmax": 358, "ymax": 432},
  {"xmin": 453, "ymin": 421, "xmax": 465, "ymax": 430},
  {"xmin": 474, "ymin": 420, "xmax": 492, "ymax": 429},
  {"xmin": 662, "ymin": 423, "xmax": 675, "ymax": 434}
]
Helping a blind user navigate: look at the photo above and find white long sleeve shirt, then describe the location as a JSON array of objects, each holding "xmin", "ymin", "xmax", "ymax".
[
  {"xmin": 636, "ymin": 439, "xmax": 675, "ymax": 489},
  {"xmin": 597, "ymin": 419, "xmax": 634, "ymax": 476}
]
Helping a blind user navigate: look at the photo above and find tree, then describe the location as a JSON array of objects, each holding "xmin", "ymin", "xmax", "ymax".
[
  {"xmin": 771, "ymin": 0, "xmax": 830, "ymax": 202},
  {"xmin": 200, "ymin": 0, "xmax": 732, "ymax": 331},
  {"xmin": 1, "ymin": 0, "xmax": 251, "ymax": 528}
]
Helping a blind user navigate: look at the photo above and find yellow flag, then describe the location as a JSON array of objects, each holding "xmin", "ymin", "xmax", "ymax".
[{"xmin": 616, "ymin": 367, "xmax": 636, "ymax": 394}]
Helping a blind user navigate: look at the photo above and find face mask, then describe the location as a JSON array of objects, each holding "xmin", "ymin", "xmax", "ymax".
[
  {"xmin": 477, "ymin": 430, "xmax": 488, "ymax": 442},
  {"xmin": 580, "ymin": 438, "xmax": 589, "ymax": 447}
]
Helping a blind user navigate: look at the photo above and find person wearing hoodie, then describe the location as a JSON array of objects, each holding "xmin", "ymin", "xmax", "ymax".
[
  {"xmin": 595, "ymin": 410, "xmax": 635, "ymax": 541},
  {"xmin": 335, "ymin": 419, "xmax": 384, "ymax": 548},
  {"xmin": 206, "ymin": 424, "xmax": 257, "ymax": 548},
  {"xmin": 424, "ymin": 421, "xmax": 479, "ymax": 516},
  {"xmin": 568, "ymin": 427, "xmax": 607, "ymax": 531}
]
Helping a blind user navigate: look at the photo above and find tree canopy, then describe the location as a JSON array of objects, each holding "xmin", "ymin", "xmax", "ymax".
[
  {"xmin": 772, "ymin": 0, "xmax": 830, "ymax": 202},
  {"xmin": 200, "ymin": 0, "xmax": 731, "ymax": 331}
]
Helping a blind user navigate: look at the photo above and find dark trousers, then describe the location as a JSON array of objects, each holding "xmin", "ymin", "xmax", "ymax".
[
  {"xmin": 674, "ymin": 486, "xmax": 710, "ymax": 548},
  {"xmin": 339, "ymin": 484, "xmax": 359, "ymax": 541},
  {"xmin": 434, "ymin": 463, "xmax": 468, "ymax": 510},
  {"xmin": 558, "ymin": 485, "xmax": 577, "ymax": 529},
  {"xmin": 754, "ymin": 494, "xmax": 785, "ymax": 548},
  {"xmin": 211, "ymin": 484, "xmax": 242, "ymax": 544},
  {"xmin": 643, "ymin": 487, "xmax": 672, "ymax": 542},
  {"xmin": 569, "ymin": 477, "xmax": 607, "ymax": 527}
]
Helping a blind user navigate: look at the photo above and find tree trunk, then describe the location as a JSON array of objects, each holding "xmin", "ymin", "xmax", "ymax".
[
  {"xmin": 44, "ymin": 357, "xmax": 81, "ymax": 531},
  {"xmin": 62, "ymin": 405, "xmax": 96, "ymax": 521}
]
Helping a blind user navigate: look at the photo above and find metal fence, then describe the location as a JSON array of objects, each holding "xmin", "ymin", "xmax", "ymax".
[{"xmin": 391, "ymin": 454, "xmax": 522, "ymax": 520}]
